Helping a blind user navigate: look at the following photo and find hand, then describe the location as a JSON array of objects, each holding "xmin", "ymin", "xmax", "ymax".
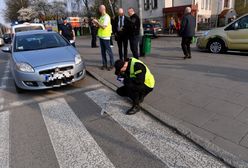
[{"xmin": 92, "ymin": 19, "xmax": 99, "ymax": 25}]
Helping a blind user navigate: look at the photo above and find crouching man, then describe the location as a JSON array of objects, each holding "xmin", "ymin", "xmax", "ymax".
[{"xmin": 114, "ymin": 58, "xmax": 155, "ymax": 115}]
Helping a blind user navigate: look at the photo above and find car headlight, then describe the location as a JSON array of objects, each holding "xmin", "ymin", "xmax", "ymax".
[
  {"xmin": 16, "ymin": 62, "xmax": 35, "ymax": 73},
  {"xmin": 204, "ymin": 31, "xmax": 209, "ymax": 36},
  {"xmin": 75, "ymin": 54, "xmax": 82, "ymax": 65}
]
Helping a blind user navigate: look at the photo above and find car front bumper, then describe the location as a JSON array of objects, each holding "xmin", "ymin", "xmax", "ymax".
[{"xmin": 13, "ymin": 61, "xmax": 86, "ymax": 90}]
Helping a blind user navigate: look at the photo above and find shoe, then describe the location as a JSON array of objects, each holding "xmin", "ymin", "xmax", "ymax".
[
  {"xmin": 107, "ymin": 66, "xmax": 114, "ymax": 71},
  {"xmin": 183, "ymin": 56, "xmax": 188, "ymax": 59},
  {"xmin": 100, "ymin": 66, "xmax": 107, "ymax": 70},
  {"xmin": 188, "ymin": 56, "xmax": 192, "ymax": 59},
  {"xmin": 126, "ymin": 105, "xmax": 140, "ymax": 115}
]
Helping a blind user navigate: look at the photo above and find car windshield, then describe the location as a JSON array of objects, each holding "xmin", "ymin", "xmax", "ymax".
[
  {"xmin": 15, "ymin": 26, "xmax": 43, "ymax": 33},
  {"xmin": 14, "ymin": 33, "xmax": 69, "ymax": 52}
]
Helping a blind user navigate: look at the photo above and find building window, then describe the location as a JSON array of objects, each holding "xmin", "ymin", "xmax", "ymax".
[
  {"xmin": 224, "ymin": 0, "xmax": 229, "ymax": 8},
  {"xmin": 144, "ymin": 0, "xmax": 150, "ymax": 10},
  {"xmin": 152, "ymin": 0, "xmax": 158, "ymax": 9},
  {"xmin": 206, "ymin": 0, "xmax": 209, "ymax": 10},
  {"xmin": 201, "ymin": 0, "xmax": 204, "ymax": 9}
]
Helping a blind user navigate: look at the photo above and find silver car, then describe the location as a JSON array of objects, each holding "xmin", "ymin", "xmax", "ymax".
[{"xmin": 2, "ymin": 30, "xmax": 86, "ymax": 92}]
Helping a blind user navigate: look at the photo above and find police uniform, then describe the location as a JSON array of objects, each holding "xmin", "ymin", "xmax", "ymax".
[{"xmin": 115, "ymin": 58, "xmax": 155, "ymax": 115}]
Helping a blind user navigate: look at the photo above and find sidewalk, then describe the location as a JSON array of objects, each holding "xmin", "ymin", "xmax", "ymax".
[{"xmin": 76, "ymin": 36, "xmax": 248, "ymax": 168}]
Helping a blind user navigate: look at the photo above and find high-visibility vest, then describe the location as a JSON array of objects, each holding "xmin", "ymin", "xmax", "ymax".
[
  {"xmin": 97, "ymin": 14, "xmax": 112, "ymax": 38},
  {"xmin": 130, "ymin": 58, "xmax": 155, "ymax": 88}
]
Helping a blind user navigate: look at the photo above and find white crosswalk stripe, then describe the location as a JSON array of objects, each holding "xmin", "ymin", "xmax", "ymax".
[
  {"xmin": 39, "ymin": 98, "xmax": 115, "ymax": 168},
  {"xmin": 0, "ymin": 111, "xmax": 9, "ymax": 168},
  {"xmin": 85, "ymin": 88, "xmax": 227, "ymax": 168}
]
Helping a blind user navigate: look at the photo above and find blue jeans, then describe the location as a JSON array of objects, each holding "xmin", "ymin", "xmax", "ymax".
[{"xmin": 99, "ymin": 38, "xmax": 114, "ymax": 66}]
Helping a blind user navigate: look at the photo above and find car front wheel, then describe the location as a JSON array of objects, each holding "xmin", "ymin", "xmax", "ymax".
[
  {"xmin": 15, "ymin": 83, "xmax": 25, "ymax": 94},
  {"xmin": 208, "ymin": 39, "xmax": 226, "ymax": 53}
]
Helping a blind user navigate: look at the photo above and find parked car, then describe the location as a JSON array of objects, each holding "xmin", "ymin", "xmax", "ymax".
[
  {"xmin": 12, "ymin": 22, "xmax": 45, "ymax": 34},
  {"xmin": 197, "ymin": 13, "xmax": 248, "ymax": 53},
  {"xmin": 3, "ymin": 33, "xmax": 12, "ymax": 44},
  {"xmin": 1, "ymin": 30, "xmax": 86, "ymax": 93},
  {"xmin": 0, "ymin": 37, "xmax": 4, "ymax": 46},
  {"xmin": 143, "ymin": 22, "xmax": 163, "ymax": 37}
]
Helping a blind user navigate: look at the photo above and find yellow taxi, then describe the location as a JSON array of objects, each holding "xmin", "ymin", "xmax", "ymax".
[{"xmin": 197, "ymin": 13, "xmax": 248, "ymax": 53}]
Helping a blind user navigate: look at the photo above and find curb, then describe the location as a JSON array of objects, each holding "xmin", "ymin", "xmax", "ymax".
[{"xmin": 86, "ymin": 68, "xmax": 248, "ymax": 168}]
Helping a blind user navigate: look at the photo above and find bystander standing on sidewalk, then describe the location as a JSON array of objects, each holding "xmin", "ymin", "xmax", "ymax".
[
  {"xmin": 59, "ymin": 19, "xmax": 76, "ymax": 47},
  {"xmin": 90, "ymin": 18, "xmax": 98, "ymax": 48},
  {"xmin": 179, "ymin": 7, "xmax": 196, "ymax": 59},
  {"xmin": 93, "ymin": 5, "xmax": 114, "ymax": 71},
  {"xmin": 128, "ymin": 7, "xmax": 140, "ymax": 59},
  {"xmin": 169, "ymin": 17, "xmax": 175, "ymax": 34},
  {"xmin": 114, "ymin": 58, "xmax": 155, "ymax": 115},
  {"xmin": 113, "ymin": 8, "xmax": 129, "ymax": 61}
]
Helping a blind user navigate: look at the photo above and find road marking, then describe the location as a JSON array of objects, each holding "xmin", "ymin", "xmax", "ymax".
[
  {"xmin": 0, "ymin": 111, "xmax": 9, "ymax": 168},
  {"xmin": 3, "ymin": 84, "xmax": 102, "ymax": 111},
  {"xmin": 39, "ymin": 98, "xmax": 115, "ymax": 168},
  {"xmin": 0, "ymin": 61, "xmax": 10, "ymax": 89},
  {"xmin": 0, "ymin": 98, "xmax": 4, "ymax": 111},
  {"xmin": 86, "ymin": 89, "xmax": 227, "ymax": 168}
]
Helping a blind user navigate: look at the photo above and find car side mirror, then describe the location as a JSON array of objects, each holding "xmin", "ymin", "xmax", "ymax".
[
  {"xmin": 234, "ymin": 22, "xmax": 239, "ymax": 30},
  {"xmin": 1, "ymin": 46, "xmax": 11, "ymax": 53}
]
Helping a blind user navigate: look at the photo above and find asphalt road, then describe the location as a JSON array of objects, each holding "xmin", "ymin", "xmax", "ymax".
[{"xmin": 0, "ymin": 49, "xmax": 229, "ymax": 168}]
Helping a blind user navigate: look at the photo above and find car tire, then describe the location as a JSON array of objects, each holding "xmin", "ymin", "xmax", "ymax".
[
  {"xmin": 208, "ymin": 39, "xmax": 226, "ymax": 54},
  {"xmin": 15, "ymin": 83, "xmax": 25, "ymax": 94}
]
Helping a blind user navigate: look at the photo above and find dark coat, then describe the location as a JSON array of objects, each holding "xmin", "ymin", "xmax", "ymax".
[
  {"xmin": 129, "ymin": 13, "xmax": 140, "ymax": 36},
  {"xmin": 113, "ymin": 15, "xmax": 130, "ymax": 38},
  {"xmin": 179, "ymin": 13, "xmax": 196, "ymax": 37}
]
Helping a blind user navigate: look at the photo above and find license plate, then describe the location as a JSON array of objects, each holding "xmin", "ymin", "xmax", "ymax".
[{"xmin": 45, "ymin": 71, "xmax": 72, "ymax": 82}]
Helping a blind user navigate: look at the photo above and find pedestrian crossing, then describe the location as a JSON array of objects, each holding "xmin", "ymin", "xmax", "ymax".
[{"xmin": 0, "ymin": 88, "xmax": 228, "ymax": 168}]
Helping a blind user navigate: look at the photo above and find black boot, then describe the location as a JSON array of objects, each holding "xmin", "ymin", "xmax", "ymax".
[{"xmin": 126, "ymin": 105, "xmax": 140, "ymax": 115}]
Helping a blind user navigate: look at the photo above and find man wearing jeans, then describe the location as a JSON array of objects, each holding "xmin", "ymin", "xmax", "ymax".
[{"xmin": 93, "ymin": 5, "xmax": 114, "ymax": 71}]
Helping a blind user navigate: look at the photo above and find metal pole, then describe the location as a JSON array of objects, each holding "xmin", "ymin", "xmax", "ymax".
[
  {"xmin": 216, "ymin": 0, "xmax": 219, "ymax": 27},
  {"xmin": 138, "ymin": 0, "xmax": 144, "ymax": 36}
]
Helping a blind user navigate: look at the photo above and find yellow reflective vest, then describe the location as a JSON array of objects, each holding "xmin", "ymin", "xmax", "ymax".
[
  {"xmin": 97, "ymin": 14, "xmax": 112, "ymax": 38},
  {"xmin": 130, "ymin": 58, "xmax": 155, "ymax": 88}
]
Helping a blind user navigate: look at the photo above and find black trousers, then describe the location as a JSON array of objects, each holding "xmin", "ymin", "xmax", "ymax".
[
  {"xmin": 129, "ymin": 35, "xmax": 140, "ymax": 59},
  {"xmin": 181, "ymin": 37, "xmax": 193, "ymax": 57},
  {"xmin": 117, "ymin": 36, "xmax": 128, "ymax": 60},
  {"xmin": 117, "ymin": 84, "xmax": 153, "ymax": 106},
  {"xmin": 91, "ymin": 33, "xmax": 97, "ymax": 47}
]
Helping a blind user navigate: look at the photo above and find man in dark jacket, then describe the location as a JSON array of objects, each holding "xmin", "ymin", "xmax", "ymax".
[
  {"xmin": 128, "ymin": 7, "xmax": 140, "ymax": 59},
  {"xmin": 179, "ymin": 7, "xmax": 196, "ymax": 59},
  {"xmin": 114, "ymin": 58, "xmax": 155, "ymax": 115},
  {"xmin": 113, "ymin": 8, "xmax": 130, "ymax": 60},
  {"xmin": 90, "ymin": 18, "xmax": 98, "ymax": 48}
]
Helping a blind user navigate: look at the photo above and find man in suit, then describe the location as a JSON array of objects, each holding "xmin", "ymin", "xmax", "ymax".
[
  {"xmin": 179, "ymin": 7, "xmax": 196, "ymax": 59},
  {"xmin": 113, "ymin": 8, "xmax": 129, "ymax": 60},
  {"xmin": 128, "ymin": 7, "xmax": 140, "ymax": 59}
]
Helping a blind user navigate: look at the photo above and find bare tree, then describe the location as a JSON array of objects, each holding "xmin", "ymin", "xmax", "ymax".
[
  {"xmin": 17, "ymin": 7, "xmax": 37, "ymax": 22},
  {"xmin": 4, "ymin": 0, "xmax": 30, "ymax": 22}
]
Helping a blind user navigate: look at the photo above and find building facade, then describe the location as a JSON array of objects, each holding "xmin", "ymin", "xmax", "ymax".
[{"xmin": 235, "ymin": 0, "xmax": 248, "ymax": 16}]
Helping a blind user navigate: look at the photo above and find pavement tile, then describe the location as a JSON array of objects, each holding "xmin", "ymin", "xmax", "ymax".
[
  {"xmin": 240, "ymin": 135, "xmax": 248, "ymax": 149},
  {"xmin": 177, "ymin": 92, "xmax": 213, "ymax": 108},
  {"xmin": 236, "ymin": 108, "xmax": 248, "ymax": 125},
  {"xmin": 180, "ymin": 105, "xmax": 216, "ymax": 127},
  {"xmin": 213, "ymin": 136, "xmax": 248, "ymax": 163},
  {"xmin": 204, "ymin": 99, "xmax": 245, "ymax": 118},
  {"xmin": 180, "ymin": 121, "xmax": 216, "ymax": 142},
  {"xmin": 202, "ymin": 114, "xmax": 248, "ymax": 144}
]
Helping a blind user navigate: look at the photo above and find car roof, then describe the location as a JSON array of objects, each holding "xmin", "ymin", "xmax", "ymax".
[
  {"xmin": 12, "ymin": 23, "xmax": 45, "ymax": 28},
  {"xmin": 15, "ymin": 30, "xmax": 56, "ymax": 36}
]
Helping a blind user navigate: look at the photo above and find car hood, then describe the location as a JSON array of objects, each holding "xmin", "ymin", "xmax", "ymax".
[{"xmin": 13, "ymin": 46, "xmax": 77, "ymax": 68}]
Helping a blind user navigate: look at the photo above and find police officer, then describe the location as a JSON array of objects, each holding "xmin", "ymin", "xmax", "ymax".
[
  {"xmin": 59, "ymin": 19, "xmax": 76, "ymax": 47},
  {"xmin": 114, "ymin": 58, "xmax": 155, "ymax": 115}
]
